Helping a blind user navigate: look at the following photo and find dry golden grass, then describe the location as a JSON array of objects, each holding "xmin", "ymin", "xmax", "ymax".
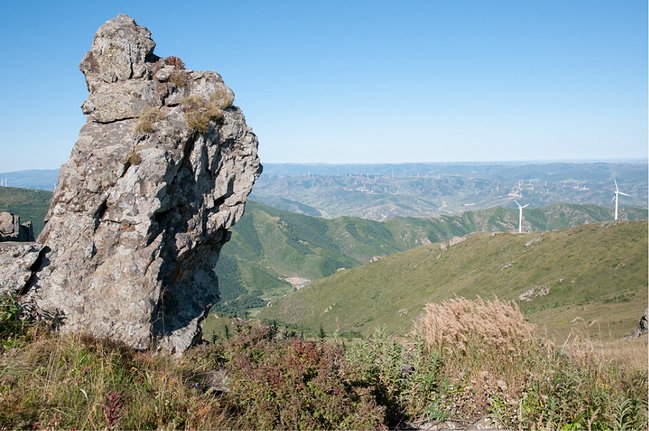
[
  {"xmin": 410, "ymin": 297, "xmax": 647, "ymax": 428},
  {"xmin": 0, "ymin": 331, "xmax": 231, "ymax": 429},
  {"xmin": 413, "ymin": 296, "xmax": 537, "ymax": 356},
  {"xmin": 210, "ymin": 86, "xmax": 234, "ymax": 109},
  {"xmin": 169, "ymin": 70, "xmax": 188, "ymax": 88},
  {"xmin": 562, "ymin": 317, "xmax": 648, "ymax": 373},
  {"xmin": 135, "ymin": 107, "xmax": 164, "ymax": 133},
  {"xmin": 181, "ymin": 93, "xmax": 229, "ymax": 133},
  {"xmin": 595, "ymin": 335, "xmax": 648, "ymax": 372}
]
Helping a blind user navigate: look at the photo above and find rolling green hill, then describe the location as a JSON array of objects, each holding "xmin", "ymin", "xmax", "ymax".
[
  {"xmin": 215, "ymin": 202, "xmax": 646, "ymax": 316},
  {"xmin": 259, "ymin": 221, "xmax": 648, "ymax": 341},
  {"xmin": 0, "ymin": 187, "xmax": 52, "ymax": 235}
]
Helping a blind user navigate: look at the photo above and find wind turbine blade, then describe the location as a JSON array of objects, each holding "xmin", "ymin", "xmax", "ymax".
[
  {"xmin": 611, "ymin": 196, "xmax": 616, "ymax": 203},
  {"xmin": 522, "ymin": 204, "xmax": 530, "ymax": 208},
  {"xmin": 513, "ymin": 200, "xmax": 521, "ymax": 207},
  {"xmin": 619, "ymin": 192, "xmax": 631, "ymax": 197},
  {"xmin": 614, "ymin": 178, "xmax": 619, "ymax": 192}
]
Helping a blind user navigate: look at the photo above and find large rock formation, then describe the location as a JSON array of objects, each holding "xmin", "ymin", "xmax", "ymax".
[{"xmin": 25, "ymin": 15, "xmax": 261, "ymax": 353}]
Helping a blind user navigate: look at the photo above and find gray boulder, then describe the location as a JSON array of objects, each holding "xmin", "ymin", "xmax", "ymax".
[
  {"xmin": 0, "ymin": 211, "xmax": 35, "ymax": 242},
  {"xmin": 0, "ymin": 242, "xmax": 45, "ymax": 296},
  {"xmin": 26, "ymin": 15, "xmax": 261, "ymax": 353}
]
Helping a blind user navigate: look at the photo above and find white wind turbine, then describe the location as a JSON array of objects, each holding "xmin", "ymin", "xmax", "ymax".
[
  {"xmin": 514, "ymin": 200, "xmax": 529, "ymax": 233},
  {"xmin": 612, "ymin": 179, "xmax": 630, "ymax": 221}
]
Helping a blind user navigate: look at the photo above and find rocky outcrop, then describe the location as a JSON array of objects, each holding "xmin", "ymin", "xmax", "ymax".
[
  {"xmin": 632, "ymin": 308, "xmax": 648, "ymax": 337},
  {"xmin": 0, "ymin": 211, "xmax": 35, "ymax": 242},
  {"xmin": 24, "ymin": 15, "xmax": 261, "ymax": 353},
  {"xmin": 517, "ymin": 284, "xmax": 549, "ymax": 302}
]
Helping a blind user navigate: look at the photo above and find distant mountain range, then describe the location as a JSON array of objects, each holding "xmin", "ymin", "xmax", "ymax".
[
  {"xmin": 252, "ymin": 162, "xmax": 648, "ymax": 219},
  {"xmin": 2, "ymin": 162, "xmax": 646, "ymax": 220},
  {"xmin": 0, "ymin": 169, "xmax": 59, "ymax": 191},
  {"xmin": 259, "ymin": 221, "xmax": 648, "ymax": 342}
]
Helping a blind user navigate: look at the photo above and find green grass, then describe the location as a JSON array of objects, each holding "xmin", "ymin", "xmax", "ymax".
[{"xmin": 259, "ymin": 221, "xmax": 648, "ymax": 342}]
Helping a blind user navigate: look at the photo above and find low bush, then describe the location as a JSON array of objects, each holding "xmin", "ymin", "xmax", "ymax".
[
  {"xmin": 0, "ymin": 294, "xmax": 32, "ymax": 351},
  {"xmin": 219, "ymin": 323, "xmax": 386, "ymax": 430},
  {"xmin": 180, "ymin": 88, "xmax": 234, "ymax": 134},
  {"xmin": 164, "ymin": 56, "xmax": 185, "ymax": 69}
]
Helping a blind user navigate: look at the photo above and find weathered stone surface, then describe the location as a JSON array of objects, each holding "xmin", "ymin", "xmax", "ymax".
[
  {"xmin": 0, "ymin": 212, "xmax": 16, "ymax": 241},
  {"xmin": 27, "ymin": 15, "xmax": 261, "ymax": 353},
  {"xmin": 0, "ymin": 211, "xmax": 35, "ymax": 242},
  {"xmin": 0, "ymin": 242, "xmax": 45, "ymax": 296}
]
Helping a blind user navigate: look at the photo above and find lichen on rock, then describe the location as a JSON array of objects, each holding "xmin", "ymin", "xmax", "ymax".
[{"xmin": 24, "ymin": 14, "xmax": 261, "ymax": 353}]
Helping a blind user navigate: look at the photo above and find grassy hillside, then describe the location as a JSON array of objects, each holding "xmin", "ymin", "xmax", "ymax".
[
  {"xmin": 259, "ymin": 221, "xmax": 648, "ymax": 341},
  {"xmin": 0, "ymin": 187, "xmax": 52, "ymax": 235},
  {"xmin": 216, "ymin": 202, "xmax": 646, "ymax": 316}
]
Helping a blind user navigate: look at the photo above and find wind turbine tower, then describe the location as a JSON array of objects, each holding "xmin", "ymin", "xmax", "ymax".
[
  {"xmin": 514, "ymin": 200, "xmax": 529, "ymax": 233},
  {"xmin": 612, "ymin": 179, "xmax": 630, "ymax": 221}
]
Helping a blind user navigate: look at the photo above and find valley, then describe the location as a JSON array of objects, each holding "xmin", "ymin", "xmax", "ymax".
[{"xmin": 215, "ymin": 201, "xmax": 647, "ymax": 317}]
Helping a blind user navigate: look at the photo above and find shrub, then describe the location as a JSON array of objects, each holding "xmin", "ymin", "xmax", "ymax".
[
  {"xmin": 0, "ymin": 294, "xmax": 30, "ymax": 351},
  {"xmin": 220, "ymin": 323, "xmax": 386, "ymax": 430},
  {"xmin": 164, "ymin": 56, "xmax": 185, "ymax": 69},
  {"xmin": 135, "ymin": 107, "xmax": 164, "ymax": 133},
  {"xmin": 210, "ymin": 86, "xmax": 234, "ymax": 109},
  {"xmin": 127, "ymin": 152, "xmax": 142, "ymax": 166}
]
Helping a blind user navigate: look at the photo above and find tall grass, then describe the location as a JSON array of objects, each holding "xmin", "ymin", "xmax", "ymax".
[
  {"xmin": 0, "ymin": 295, "xmax": 645, "ymax": 429},
  {"xmin": 413, "ymin": 297, "xmax": 537, "ymax": 355},
  {"xmin": 407, "ymin": 297, "xmax": 648, "ymax": 429},
  {"xmin": 0, "ymin": 333, "xmax": 230, "ymax": 429}
]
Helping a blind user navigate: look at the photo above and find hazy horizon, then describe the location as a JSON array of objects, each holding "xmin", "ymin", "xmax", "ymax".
[{"xmin": 1, "ymin": 157, "xmax": 649, "ymax": 175}]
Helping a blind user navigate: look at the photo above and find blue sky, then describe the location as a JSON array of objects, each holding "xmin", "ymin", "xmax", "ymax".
[{"xmin": 0, "ymin": 0, "xmax": 646, "ymax": 171}]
